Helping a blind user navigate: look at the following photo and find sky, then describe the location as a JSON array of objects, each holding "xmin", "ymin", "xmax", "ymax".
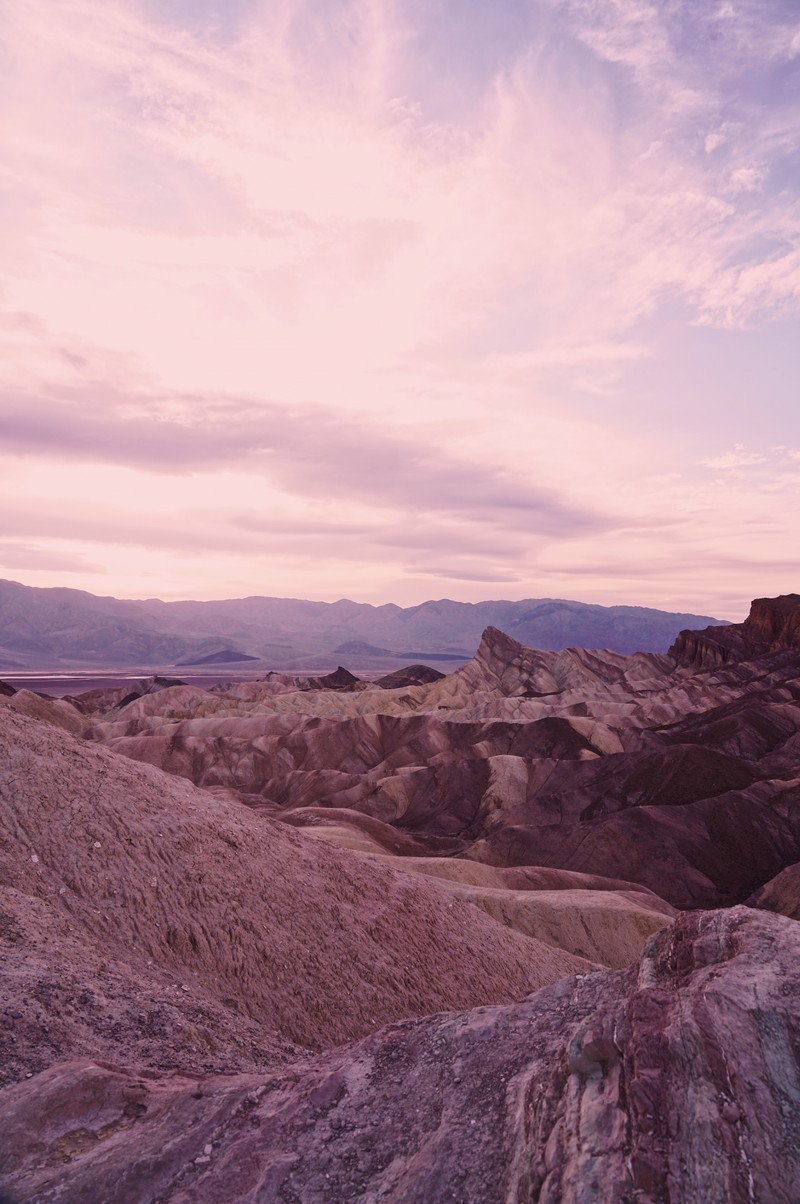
[{"xmin": 1, "ymin": 0, "xmax": 798, "ymax": 620}]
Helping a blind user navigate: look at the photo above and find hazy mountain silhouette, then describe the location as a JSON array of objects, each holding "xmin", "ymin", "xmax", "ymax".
[{"xmin": 0, "ymin": 577, "xmax": 727, "ymax": 669}]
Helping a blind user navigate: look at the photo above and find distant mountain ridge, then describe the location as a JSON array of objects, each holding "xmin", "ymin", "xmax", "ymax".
[{"xmin": 0, "ymin": 577, "xmax": 728, "ymax": 670}]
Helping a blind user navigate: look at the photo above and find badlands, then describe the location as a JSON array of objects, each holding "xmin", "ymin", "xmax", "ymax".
[{"xmin": 2, "ymin": 595, "xmax": 800, "ymax": 1201}]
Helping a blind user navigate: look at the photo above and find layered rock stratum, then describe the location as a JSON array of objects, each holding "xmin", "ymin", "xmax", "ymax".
[
  {"xmin": 2, "ymin": 593, "xmax": 800, "ymax": 1201},
  {"xmin": 84, "ymin": 603, "xmax": 800, "ymax": 909},
  {"xmin": 3, "ymin": 908, "xmax": 800, "ymax": 1202},
  {"xmin": 670, "ymin": 592, "xmax": 800, "ymax": 667}
]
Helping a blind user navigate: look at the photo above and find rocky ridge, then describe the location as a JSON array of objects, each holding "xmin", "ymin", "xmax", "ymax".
[
  {"xmin": 670, "ymin": 593, "xmax": 800, "ymax": 667},
  {"xmin": 0, "ymin": 704, "xmax": 601, "ymax": 1086},
  {"xmin": 80, "ymin": 599, "xmax": 800, "ymax": 909}
]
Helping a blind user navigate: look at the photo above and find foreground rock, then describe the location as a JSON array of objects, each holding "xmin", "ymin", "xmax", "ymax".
[
  {"xmin": 2, "ymin": 907, "xmax": 798, "ymax": 1202},
  {"xmin": 0, "ymin": 686, "xmax": 88, "ymax": 736}
]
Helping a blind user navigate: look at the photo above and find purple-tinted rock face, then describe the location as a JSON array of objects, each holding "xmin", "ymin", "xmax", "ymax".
[
  {"xmin": 747, "ymin": 860, "xmax": 800, "ymax": 920},
  {"xmin": 375, "ymin": 663, "xmax": 446, "ymax": 688},
  {"xmin": 79, "ymin": 603, "xmax": 800, "ymax": 910},
  {"xmin": 3, "ymin": 594, "xmax": 800, "ymax": 1202},
  {"xmin": 670, "ymin": 593, "xmax": 800, "ymax": 667},
  {"xmin": 2, "ymin": 908, "xmax": 799, "ymax": 1203}
]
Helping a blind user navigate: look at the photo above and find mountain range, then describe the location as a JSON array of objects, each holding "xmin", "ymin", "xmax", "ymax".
[{"xmin": 0, "ymin": 577, "xmax": 726, "ymax": 671}]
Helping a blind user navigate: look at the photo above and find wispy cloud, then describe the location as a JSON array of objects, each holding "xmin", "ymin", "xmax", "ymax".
[
  {"xmin": 1, "ymin": 0, "xmax": 798, "ymax": 614},
  {"xmin": 0, "ymin": 541, "xmax": 103, "ymax": 574},
  {"xmin": 0, "ymin": 382, "xmax": 611, "ymax": 537},
  {"xmin": 701, "ymin": 444, "xmax": 769, "ymax": 470},
  {"xmin": 700, "ymin": 444, "xmax": 800, "ymax": 473}
]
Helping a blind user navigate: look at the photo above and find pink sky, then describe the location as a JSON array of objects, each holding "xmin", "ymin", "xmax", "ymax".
[{"xmin": 1, "ymin": 0, "xmax": 799, "ymax": 620}]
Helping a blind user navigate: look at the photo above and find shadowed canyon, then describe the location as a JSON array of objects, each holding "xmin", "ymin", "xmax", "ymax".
[{"xmin": 2, "ymin": 594, "xmax": 800, "ymax": 1201}]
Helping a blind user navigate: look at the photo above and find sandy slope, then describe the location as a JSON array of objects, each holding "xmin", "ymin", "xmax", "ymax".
[{"xmin": 0, "ymin": 705, "xmax": 594, "ymax": 1085}]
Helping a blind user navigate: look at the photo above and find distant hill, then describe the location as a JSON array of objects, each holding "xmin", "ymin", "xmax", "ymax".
[
  {"xmin": 0, "ymin": 578, "xmax": 728, "ymax": 670},
  {"xmin": 176, "ymin": 648, "xmax": 259, "ymax": 666}
]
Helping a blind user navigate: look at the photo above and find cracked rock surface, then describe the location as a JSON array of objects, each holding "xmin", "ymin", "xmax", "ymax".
[{"xmin": 2, "ymin": 907, "xmax": 799, "ymax": 1203}]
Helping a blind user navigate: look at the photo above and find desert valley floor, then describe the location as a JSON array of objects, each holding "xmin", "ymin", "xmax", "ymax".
[{"xmin": 2, "ymin": 596, "xmax": 800, "ymax": 1201}]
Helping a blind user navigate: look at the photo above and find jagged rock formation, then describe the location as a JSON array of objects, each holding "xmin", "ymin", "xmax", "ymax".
[
  {"xmin": 670, "ymin": 592, "xmax": 800, "ymax": 667},
  {"xmin": 221, "ymin": 666, "xmax": 371, "ymax": 695},
  {"xmin": 375, "ymin": 664, "xmax": 445, "ymax": 688},
  {"xmin": 79, "ymin": 608, "xmax": 800, "ymax": 909},
  {"xmin": 3, "ymin": 908, "xmax": 799, "ymax": 1203},
  {"xmin": 308, "ymin": 666, "xmax": 365, "ymax": 691}
]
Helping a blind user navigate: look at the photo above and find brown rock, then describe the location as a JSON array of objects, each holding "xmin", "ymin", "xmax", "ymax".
[
  {"xmin": 670, "ymin": 593, "xmax": 800, "ymax": 667},
  {"xmin": 0, "ymin": 705, "xmax": 591, "ymax": 1083},
  {"xmin": 746, "ymin": 860, "xmax": 800, "ymax": 919},
  {"xmin": 2, "ymin": 908, "xmax": 799, "ymax": 1203},
  {"xmin": 79, "ymin": 604, "xmax": 800, "ymax": 910},
  {"xmin": 375, "ymin": 664, "xmax": 446, "ymax": 688}
]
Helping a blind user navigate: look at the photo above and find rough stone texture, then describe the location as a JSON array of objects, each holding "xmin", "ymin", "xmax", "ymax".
[
  {"xmin": 375, "ymin": 664, "xmax": 445, "ymax": 688},
  {"xmin": 0, "ymin": 884, "xmax": 306, "ymax": 1090},
  {"xmin": 746, "ymin": 860, "xmax": 800, "ymax": 920},
  {"xmin": 2, "ymin": 908, "xmax": 799, "ymax": 1203},
  {"xmin": 0, "ymin": 705, "xmax": 596, "ymax": 1086},
  {"xmin": 670, "ymin": 593, "xmax": 800, "ymax": 668},
  {"xmin": 0, "ymin": 688, "xmax": 88, "ymax": 736},
  {"xmin": 82, "ymin": 617, "xmax": 800, "ymax": 909}
]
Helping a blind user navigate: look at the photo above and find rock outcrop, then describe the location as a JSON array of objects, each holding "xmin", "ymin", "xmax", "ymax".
[
  {"xmin": 3, "ymin": 908, "xmax": 799, "ymax": 1203},
  {"xmin": 670, "ymin": 593, "xmax": 800, "ymax": 668},
  {"xmin": 375, "ymin": 664, "xmax": 445, "ymax": 688},
  {"xmin": 81, "ymin": 613, "xmax": 800, "ymax": 909},
  {"xmin": 746, "ymin": 861, "xmax": 800, "ymax": 920},
  {"xmin": 0, "ymin": 687, "xmax": 88, "ymax": 736}
]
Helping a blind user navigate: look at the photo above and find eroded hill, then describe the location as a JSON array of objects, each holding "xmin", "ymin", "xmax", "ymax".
[
  {"xmin": 80, "ymin": 601, "xmax": 800, "ymax": 909},
  {"xmin": 2, "ymin": 595, "xmax": 800, "ymax": 1201}
]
